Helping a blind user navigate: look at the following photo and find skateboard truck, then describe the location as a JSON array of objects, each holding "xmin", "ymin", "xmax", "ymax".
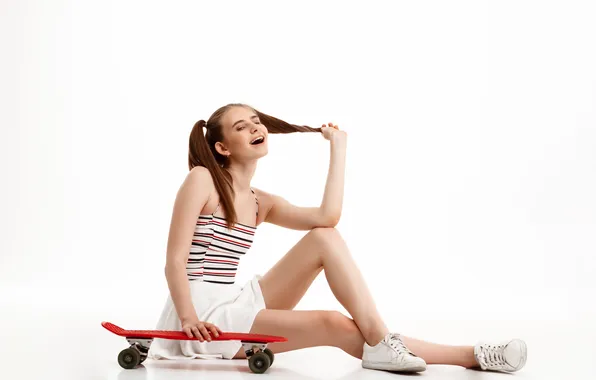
[
  {"xmin": 242, "ymin": 342, "xmax": 275, "ymax": 373},
  {"xmin": 119, "ymin": 338, "xmax": 152, "ymax": 368}
]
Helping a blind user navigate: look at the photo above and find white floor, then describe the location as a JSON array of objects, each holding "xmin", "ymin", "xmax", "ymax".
[{"xmin": 2, "ymin": 288, "xmax": 594, "ymax": 380}]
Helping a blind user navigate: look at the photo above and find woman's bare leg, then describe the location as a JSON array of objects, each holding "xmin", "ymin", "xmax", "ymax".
[
  {"xmin": 233, "ymin": 309, "xmax": 366, "ymax": 359},
  {"xmin": 251, "ymin": 227, "xmax": 479, "ymax": 368},
  {"xmin": 400, "ymin": 336, "xmax": 478, "ymax": 368},
  {"xmin": 258, "ymin": 227, "xmax": 389, "ymax": 345}
]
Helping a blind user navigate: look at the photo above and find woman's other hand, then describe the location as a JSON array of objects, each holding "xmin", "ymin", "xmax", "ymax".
[
  {"xmin": 321, "ymin": 122, "xmax": 347, "ymax": 142},
  {"xmin": 180, "ymin": 315, "xmax": 222, "ymax": 341}
]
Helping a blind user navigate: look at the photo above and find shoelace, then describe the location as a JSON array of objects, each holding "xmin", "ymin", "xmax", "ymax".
[
  {"xmin": 477, "ymin": 343, "xmax": 507, "ymax": 368},
  {"xmin": 387, "ymin": 333, "xmax": 416, "ymax": 356}
]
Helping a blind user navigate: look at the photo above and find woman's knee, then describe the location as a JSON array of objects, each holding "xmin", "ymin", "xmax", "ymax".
[
  {"xmin": 322, "ymin": 310, "xmax": 359, "ymax": 336},
  {"xmin": 308, "ymin": 227, "xmax": 341, "ymax": 244},
  {"xmin": 308, "ymin": 227, "xmax": 350, "ymax": 262}
]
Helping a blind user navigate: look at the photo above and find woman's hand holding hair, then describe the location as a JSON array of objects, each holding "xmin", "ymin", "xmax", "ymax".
[{"xmin": 321, "ymin": 122, "xmax": 347, "ymax": 142}]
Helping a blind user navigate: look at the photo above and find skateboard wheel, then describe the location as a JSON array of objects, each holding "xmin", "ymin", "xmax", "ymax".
[
  {"xmin": 118, "ymin": 347, "xmax": 141, "ymax": 369},
  {"xmin": 263, "ymin": 348, "xmax": 274, "ymax": 365},
  {"xmin": 248, "ymin": 351, "xmax": 271, "ymax": 374}
]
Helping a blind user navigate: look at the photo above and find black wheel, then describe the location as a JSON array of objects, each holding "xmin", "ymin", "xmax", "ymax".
[
  {"xmin": 118, "ymin": 347, "xmax": 141, "ymax": 369},
  {"xmin": 248, "ymin": 351, "xmax": 271, "ymax": 374},
  {"xmin": 263, "ymin": 348, "xmax": 274, "ymax": 365}
]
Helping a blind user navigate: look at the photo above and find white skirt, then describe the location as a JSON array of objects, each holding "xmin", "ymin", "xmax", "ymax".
[{"xmin": 148, "ymin": 274, "xmax": 267, "ymax": 360}]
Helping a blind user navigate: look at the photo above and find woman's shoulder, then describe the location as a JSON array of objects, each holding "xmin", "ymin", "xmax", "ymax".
[
  {"xmin": 250, "ymin": 186, "xmax": 269, "ymax": 200},
  {"xmin": 188, "ymin": 166, "xmax": 214, "ymax": 184},
  {"xmin": 185, "ymin": 166, "xmax": 216, "ymax": 197},
  {"xmin": 250, "ymin": 187, "xmax": 274, "ymax": 215}
]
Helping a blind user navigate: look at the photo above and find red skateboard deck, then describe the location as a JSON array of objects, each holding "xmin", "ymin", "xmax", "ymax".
[
  {"xmin": 102, "ymin": 321, "xmax": 287, "ymax": 343},
  {"xmin": 102, "ymin": 321, "xmax": 287, "ymax": 374}
]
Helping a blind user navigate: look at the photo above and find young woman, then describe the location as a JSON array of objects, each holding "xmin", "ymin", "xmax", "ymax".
[{"xmin": 148, "ymin": 103, "xmax": 527, "ymax": 373}]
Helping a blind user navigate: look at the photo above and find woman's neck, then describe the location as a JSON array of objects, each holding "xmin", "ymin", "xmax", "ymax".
[{"xmin": 226, "ymin": 160, "xmax": 257, "ymax": 193}]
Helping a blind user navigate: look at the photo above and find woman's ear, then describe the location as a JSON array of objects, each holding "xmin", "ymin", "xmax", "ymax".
[{"xmin": 215, "ymin": 141, "xmax": 229, "ymax": 157}]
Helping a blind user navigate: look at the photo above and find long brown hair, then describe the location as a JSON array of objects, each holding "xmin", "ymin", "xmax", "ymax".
[{"xmin": 188, "ymin": 103, "xmax": 322, "ymax": 228}]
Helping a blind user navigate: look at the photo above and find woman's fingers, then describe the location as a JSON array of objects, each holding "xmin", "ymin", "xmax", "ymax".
[
  {"xmin": 191, "ymin": 326, "xmax": 203, "ymax": 341},
  {"xmin": 199, "ymin": 325, "xmax": 211, "ymax": 341},
  {"xmin": 208, "ymin": 325, "xmax": 220, "ymax": 338}
]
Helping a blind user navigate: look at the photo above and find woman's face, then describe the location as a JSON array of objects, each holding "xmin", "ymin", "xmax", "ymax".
[{"xmin": 217, "ymin": 107, "xmax": 269, "ymax": 162}]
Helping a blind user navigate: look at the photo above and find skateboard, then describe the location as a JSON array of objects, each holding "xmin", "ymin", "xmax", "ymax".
[{"xmin": 101, "ymin": 321, "xmax": 287, "ymax": 374}]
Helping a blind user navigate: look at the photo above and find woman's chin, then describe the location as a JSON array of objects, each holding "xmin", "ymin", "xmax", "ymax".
[
  {"xmin": 241, "ymin": 145, "xmax": 268, "ymax": 160},
  {"xmin": 254, "ymin": 146, "xmax": 268, "ymax": 158},
  {"xmin": 243, "ymin": 151, "xmax": 268, "ymax": 161}
]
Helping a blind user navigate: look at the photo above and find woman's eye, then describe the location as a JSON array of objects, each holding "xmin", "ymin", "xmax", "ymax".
[{"xmin": 237, "ymin": 122, "xmax": 259, "ymax": 131}]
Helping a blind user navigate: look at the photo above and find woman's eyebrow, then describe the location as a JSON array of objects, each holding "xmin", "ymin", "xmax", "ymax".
[{"xmin": 232, "ymin": 115, "xmax": 259, "ymax": 128}]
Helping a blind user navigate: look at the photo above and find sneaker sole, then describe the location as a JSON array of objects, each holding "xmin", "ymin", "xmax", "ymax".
[{"xmin": 362, "ymin": 360, "xmax": 426, "ymax": 372}]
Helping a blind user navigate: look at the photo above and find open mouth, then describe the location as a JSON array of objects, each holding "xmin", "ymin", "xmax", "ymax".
[{"xmin": 250, "ymin": 136, "xmax": 265, "ymax": 145}]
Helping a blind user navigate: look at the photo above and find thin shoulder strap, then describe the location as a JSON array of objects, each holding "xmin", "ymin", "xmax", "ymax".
[
  {"xmin": 212, "ymin": 190, "xmax": 257, "ymax": 218},
  {"xmin": 250, "ymin": 187, "xmax": 259, "ymax": 217}
]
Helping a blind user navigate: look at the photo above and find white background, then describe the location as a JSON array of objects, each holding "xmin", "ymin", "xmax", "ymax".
[{"xmin": 1, "ymin": 1, "xmax": 594, "ymax": 379}]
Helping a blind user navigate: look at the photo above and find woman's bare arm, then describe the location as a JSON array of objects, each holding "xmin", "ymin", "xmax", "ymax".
[
  {"xmin": 259, "ymin": 128, "xmax": 348, "ymax": 230},
  {"xmin": 320, "ymin": 131, "xmax": 347, "ymax": 225},
  {"xmin": 164, "ymin": 166, "xmax": 214, "ymax": 321}
]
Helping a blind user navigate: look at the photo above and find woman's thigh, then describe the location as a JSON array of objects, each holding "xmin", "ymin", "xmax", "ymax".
[
  {"xmin": 258, "ymin": 228, "xmax": 333, "ymax": 310},
  {"xmin": 232, "ymin": 309, "xmax": 352, "ymax": 359}
]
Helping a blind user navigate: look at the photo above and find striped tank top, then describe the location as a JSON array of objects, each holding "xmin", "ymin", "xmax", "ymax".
[{"xmin": 186, "ymin": 188, "xmax": 259, "ymax": 285}]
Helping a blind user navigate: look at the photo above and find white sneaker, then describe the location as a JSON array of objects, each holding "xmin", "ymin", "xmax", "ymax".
[
  {"xmin": 362, "ymin": 332, "xmax": 427, "ymax": 372},
  {"xmin": 474, "ymin": 338, "xmax": 527, "ymax": 372}
]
